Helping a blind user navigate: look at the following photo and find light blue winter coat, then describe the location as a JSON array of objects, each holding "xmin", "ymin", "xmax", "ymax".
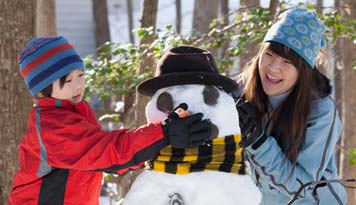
[{"xmin": 244, "ymin": 96, "xmax": 347, "ymax": 205}]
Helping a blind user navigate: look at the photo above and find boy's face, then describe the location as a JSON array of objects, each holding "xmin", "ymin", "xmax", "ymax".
[{"xmin": 51, "ymin": 69, "xmax": 85, "ymax": 104}]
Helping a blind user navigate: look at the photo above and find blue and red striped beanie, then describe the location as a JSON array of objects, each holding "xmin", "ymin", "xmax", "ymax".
[{"xmin": 19, "ymin": 36, "xmax": 84, "ymax": 96}]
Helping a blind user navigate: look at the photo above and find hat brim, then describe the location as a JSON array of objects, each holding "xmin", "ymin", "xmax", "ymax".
[{"xmin": 137, "ymin": 72, "xmax": 238, "ymax": 96}]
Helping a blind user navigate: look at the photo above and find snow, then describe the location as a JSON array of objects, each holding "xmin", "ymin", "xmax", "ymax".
[
  {"xmin": 124, "ymin": 84, "xmax": 261, "ymax": 205},
  {"xmin": 125, "ymin": 170, "xmax": 261, "ymax": 205},
  {"xmin": 145, "ymin": 85, "xmax": 240, "ymax": 137}
]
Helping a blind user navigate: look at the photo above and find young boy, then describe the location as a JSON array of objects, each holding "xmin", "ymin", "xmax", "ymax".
[{"xmin": 8, "ymin": 36, "xmax": 212, "ymax": 205}]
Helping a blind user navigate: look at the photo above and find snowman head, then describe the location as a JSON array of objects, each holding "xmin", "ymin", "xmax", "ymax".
[
  {"xmin": 137, "ymin": 46, "xmax": 240, "ymax": 138},
  {"xmin": 146, "ymin": 84, "xmax": 240, "ymax": 138}
]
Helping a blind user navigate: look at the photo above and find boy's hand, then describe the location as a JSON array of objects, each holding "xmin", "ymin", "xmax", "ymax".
[{"xmin": 162, "ymin": 103, "xmax": 213, "ymax": 149}]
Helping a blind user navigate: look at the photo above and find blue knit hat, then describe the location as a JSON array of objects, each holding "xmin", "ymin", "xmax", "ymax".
[
  {"xmin": 19, "ymin": 36, "xmax": 84, "ymax": 96},
  {"xmin": 263, "ymin": 8, "xmax": 326, "ymax": 68}
]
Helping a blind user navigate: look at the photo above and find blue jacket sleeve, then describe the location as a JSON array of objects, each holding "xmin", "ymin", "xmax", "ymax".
[{"xmin": 244, "ymin": 96, "xmax": 342, "ymax": 198}]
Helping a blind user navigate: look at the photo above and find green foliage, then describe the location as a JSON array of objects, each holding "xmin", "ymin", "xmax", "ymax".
[
  {"xmin": 84, "ymin": 43, "xmax": 149, "ymax": 101},
  {"xmin": 84, "ymin": 5, "xmax": 356, "ymax": 99},
  {"xmin": 348, "ymin": 148, "xmax": 356, "ymax": 165}
]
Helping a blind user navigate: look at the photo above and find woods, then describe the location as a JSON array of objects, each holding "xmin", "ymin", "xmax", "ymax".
[
  {"xmin": 0, "ymin": 0, "xmax": 55, "ymax": 203},
  {"xmin": 1, "ymin": 0, "xmax": 356, "ymax": 204}
]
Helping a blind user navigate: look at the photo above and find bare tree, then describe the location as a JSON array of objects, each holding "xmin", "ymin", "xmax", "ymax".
[
  {"xmin": 127, "ymin": 0, "xmax": 135, "ymax": 44},
  {"xmin": 219, "ymin": 0, "xmax": 230, "ymax": 66},
  {"xmin": 92, "ymin": 0, "xmax": 111, "ymax": 48},
  {"xmin": 335, "ymin": 0, "xmax": 356, "ymax": 204},
  {"xmin": 92, "ymin": 0, "xmax": 113, "ymax": 122},
  {"xmin": 239, "ymin": 0, "xmax": 260, "ymax": 71},
  {"xmin": 36, "ymin": 0, "xmax": 56, "ymax": 36},
  {"xmin": 192, "ymin": 0, "xmax": 219, "ymax": 35},
  {"xmin": 192, "ymin": 0, "xmax": 219, "ymax": 56},
  {"xmin": 114, "ymin": 0, "xmax": 160, "ymax": 198},
  {"xmin": 176, "ymin": 0, "xmax": 182, "ymax": 34},
  {"xmin": 269, "ymin": 0, "xmax": 279, "ymax": 17},
  {"xmin": 316, "ymin": 0, "xmax": 323, "ymax": 14},
  {"xmin": 115, "ymin": 0, "xmax": 136, "ymax": 129},
  {"xmin": 0, "ymin": 0, "xmax": 56, "ymax": 204},
  {"xmin": 221, "ymin": 0, "xmax": 229, "ymax": 27},
  {"xmin": 135, "ymin": 0, "xmax": 159, "ymax": 127},
  {"xmin": 241, "ymin": 0, "xmax": 259, "ymax": 7}
]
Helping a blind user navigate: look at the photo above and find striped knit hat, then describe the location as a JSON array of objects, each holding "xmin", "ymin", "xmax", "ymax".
[{"xmin": 19, "ymin": 36, "xmax": 84, "ymax": 96}]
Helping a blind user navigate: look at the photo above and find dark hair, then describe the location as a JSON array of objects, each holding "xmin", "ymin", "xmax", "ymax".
[
  {"xmin": 39, "ymin": 74, "xmax": 68, "ymax": 97},
  {"xmin": 243, "ymin": 41, "xmax": 331, "ymax": 167}
]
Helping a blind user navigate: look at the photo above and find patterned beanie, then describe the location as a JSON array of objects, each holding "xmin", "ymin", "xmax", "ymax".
[
  {"xmin": 19, "ymin": 36, "xmax": 84, "ymax": 96},
  {"xmin": 263, "ymin": 8, "xmax": 326, "ymax": 68}
]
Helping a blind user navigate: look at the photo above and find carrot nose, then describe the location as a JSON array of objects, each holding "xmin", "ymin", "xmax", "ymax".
[{"xmin": 175, "ymin": 108, "xmax": 191, "ymax": 118}]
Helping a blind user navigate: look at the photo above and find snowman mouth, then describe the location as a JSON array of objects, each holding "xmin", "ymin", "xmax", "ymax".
[{"xmin": 266, "ymin": 73, "xmax": 282, "ymax": 84}]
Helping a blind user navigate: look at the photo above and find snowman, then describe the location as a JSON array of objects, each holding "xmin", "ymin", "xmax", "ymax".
[{"xmin": 124, "ymin": 46, "xmax": 261, "ymax": 205}]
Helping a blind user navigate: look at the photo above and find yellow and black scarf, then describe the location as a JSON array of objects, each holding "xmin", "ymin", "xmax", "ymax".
[{"xmin": 148, "ymin": 134, "xmax": 245, "ymax": 175}]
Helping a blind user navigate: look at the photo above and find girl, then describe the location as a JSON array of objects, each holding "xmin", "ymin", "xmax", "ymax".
[{"xmin": 235, "ymin": 8, "xmax": 347, "ymax": 204}]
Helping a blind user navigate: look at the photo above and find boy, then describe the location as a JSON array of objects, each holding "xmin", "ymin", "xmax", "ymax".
[{"xmin": 8, "ymin": 36, "xmax": 212, "ymax": 205}]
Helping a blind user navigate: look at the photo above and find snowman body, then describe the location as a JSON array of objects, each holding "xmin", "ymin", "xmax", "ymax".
[{"xmin": 124, "ymin": 84, "xmax": 261, "ymax": 205}]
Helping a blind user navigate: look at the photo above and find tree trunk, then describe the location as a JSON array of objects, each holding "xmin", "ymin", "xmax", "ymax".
[
  {"xmin": 176, "ymin": 0, "xmax": 182, "ymax": 34},
  {"xmin": 316, "ymin": 0, "xmax": 323, "ymax": 14},
  {"xmin": 192, "ymin": 0, "xmax": 219, "ymax": 56},
  {"xmin": 336, "ymin": 1, "xmax": 356, "ymax": 204},
  {"xmin": 134, "ymin": 0, "xmax": 158, "ymax": 127},
  {"xmin": 220, "ymin": 0, "xmax": 230, "ymax": 72},
  {"xmin": 192, "ymin": 0, "xmax": 219, "ymax": 35},
  {"xmin": 92, "ymin": 0, "xmax": 110, "ymax": 48},
  {"xmin": 127, "ymin": 0, "xmax": 135, "ymax": 44},
  {"xmin": 36, "ymin": 0, "xmax": 56, "ymax": 36},
  {"xmin": 239, "ymin": 0, "xmax": 260, "ymax": 72},
  {"xmin": 240, "ymin": 0, "xmax": 259, "ymax": 7},
  {"xmin": 119, "ymin": 0, "xmax": 136, "ymax": 129},
  {"xmin": 269, "ymin": 0, "xmax": 279, "ymax": 17},
  {"xmin": 92, "ymin": 0, "xmax": 112, "ymax": 117},
  {"xmin": 336, "ymin": 38, "xmax": 356, "ymax": 205},
  {"xmin": 0, "ymin": 0, "xmax": 55, "ymax": 204},
  {"xmin": 220, "ymin": 0, "xmax": 229, "ymax": 27},
  {"xmin": 119, "ymin": 1, "xmax": 159, "ymax": 198}
]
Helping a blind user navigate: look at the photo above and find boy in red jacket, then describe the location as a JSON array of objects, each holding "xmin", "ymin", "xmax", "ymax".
[{"xmin": 8, "ymin": 36, "xmax": 212, "ymax": 205}]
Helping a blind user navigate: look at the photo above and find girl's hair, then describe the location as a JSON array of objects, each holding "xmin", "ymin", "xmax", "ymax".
[
  {"xmin": 38, "ymin": 75, "xmax": 68, "ymax": 98},
  {"xmin": 242, "ymin": 41, "xmax": 331, "ymax": 167}
]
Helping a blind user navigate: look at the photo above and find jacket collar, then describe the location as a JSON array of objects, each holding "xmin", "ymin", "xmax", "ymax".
[{"xmin": 34, "ymin": 97, "xmax": 84, "ymax": 111}]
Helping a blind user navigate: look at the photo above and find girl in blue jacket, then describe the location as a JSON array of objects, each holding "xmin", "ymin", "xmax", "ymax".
[{"xmin": 235, "ymin": 8, "xmax": 347, "ymax": 204}]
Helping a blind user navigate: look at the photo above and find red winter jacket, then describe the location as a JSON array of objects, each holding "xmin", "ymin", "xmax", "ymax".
[{"xmin": 8, "ymin": 98, "xmax": 166, "ymax": 205}]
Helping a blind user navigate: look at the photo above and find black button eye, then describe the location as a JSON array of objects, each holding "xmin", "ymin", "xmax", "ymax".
[
  {"xmin": 156, "ymin": 92, "xmax": 174, "ymax": 114},
  {"xmin": 202, "ymin": 85, "xmax": 219, "ymax": 106}
]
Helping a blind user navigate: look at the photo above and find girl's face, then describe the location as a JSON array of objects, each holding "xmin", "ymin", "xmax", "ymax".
[
  {"xmin": 258, "ymin": 46, "xmax": 299, "ymax": 96},
  {"xmin": 51, "ymin": 69, "xmax": 85, "ymax": 104}
]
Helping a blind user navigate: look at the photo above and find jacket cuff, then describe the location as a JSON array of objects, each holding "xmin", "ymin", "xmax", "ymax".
[{"xmin": 250, "ymin": 131, "xmax": 268, "ymax": 150}]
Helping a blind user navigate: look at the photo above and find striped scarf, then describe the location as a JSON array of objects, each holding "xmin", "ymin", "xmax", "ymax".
[{"xmin": 148, "ymin": 134, "xmax": 245, "ymax": 175}]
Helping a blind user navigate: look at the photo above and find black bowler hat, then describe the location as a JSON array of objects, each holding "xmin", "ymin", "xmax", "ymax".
[{"xmin": 137, "ymin": 46, "xmax": 238, "ymax": 96}]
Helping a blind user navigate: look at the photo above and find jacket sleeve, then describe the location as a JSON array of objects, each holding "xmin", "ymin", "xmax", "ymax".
[
  {"xmin": 244, "ymin": 97, "xmax": 342, "ymax": 198},
  {"xmin": 39, "ymin": 107, "xmax": 167, "ymax": 173}
]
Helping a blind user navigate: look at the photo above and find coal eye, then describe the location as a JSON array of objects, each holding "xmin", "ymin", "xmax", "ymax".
[
  {"xmin": 202, "ymin": 85, "xmax": 219, "ymax": 106},
  {"xmin": 211, "ymin": 124, "xmax": 219, "ymax": 139},
  {"xmin": 156, "ymin": 92, "xmax": 174, "ymax": 114}
]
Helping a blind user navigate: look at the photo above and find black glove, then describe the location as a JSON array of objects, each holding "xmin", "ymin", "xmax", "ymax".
[
  {"xmin": 235, "ymin": 99, "xmax": 265, "ymax": 148},
  {"xmin": 162, "ymin": 103, "xmax": 213, "ymax": 149}
]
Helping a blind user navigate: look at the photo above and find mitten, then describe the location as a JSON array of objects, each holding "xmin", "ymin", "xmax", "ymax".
[
  {"xmin": 162, "ymin": 103, "xmax": 213, "ymax": 149},
  {"xmin": 235, "ymin": 99, "xmax": 266, "ymax": 149}
]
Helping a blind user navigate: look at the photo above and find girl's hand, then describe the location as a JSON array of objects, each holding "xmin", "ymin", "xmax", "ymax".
[{"xmin": 235, "ymin": 99, "xmax": 264, "ymax": 148}]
